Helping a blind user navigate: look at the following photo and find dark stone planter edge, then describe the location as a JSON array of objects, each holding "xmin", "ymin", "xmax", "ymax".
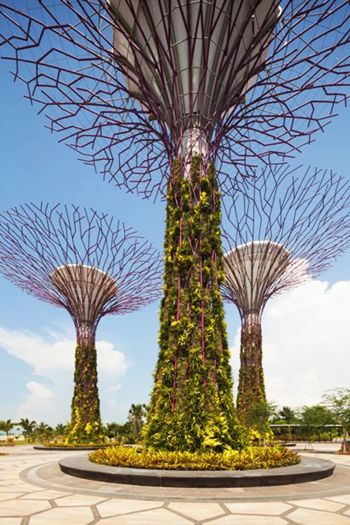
[
  {"xmin": 34, "ymin": 445, "xmax": 110, "ymax": 451},
  {"xmin": 59, "ymin": 455, "xmax": 335, "ymax": 488}
]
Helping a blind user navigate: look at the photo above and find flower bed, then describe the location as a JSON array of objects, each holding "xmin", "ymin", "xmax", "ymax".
[{"xmin": 89, "ymin": 445, "xmax": 300, "ymax": 471}]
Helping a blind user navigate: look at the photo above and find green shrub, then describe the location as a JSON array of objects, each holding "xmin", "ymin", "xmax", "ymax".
[{"xmin": 89, "ymin": 445, "xmax": 300, "ymax": 471}]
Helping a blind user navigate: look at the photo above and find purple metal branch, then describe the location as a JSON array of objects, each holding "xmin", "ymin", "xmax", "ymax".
[
  {"xmin": 0, "ymin": 203, "xmax": 162, "ymax": 332},
  {"xmin": 221, "ymin": 164, "xmax": 350, "ymax": 318},
  {"xmin": 0, "ymin": 1, "xmax": 349, "ymax": 198}
]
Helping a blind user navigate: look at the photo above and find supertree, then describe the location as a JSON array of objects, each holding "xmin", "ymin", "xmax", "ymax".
[
  {"xmin": 221, "ymin": 165, "xmax": 350, "ymax": 424},
  {"xmin": 1, "ymin": 1, "xmax": 350, "ymax": 450},
  {"xmin": 0, "ymin": 203, "xmax": 161, "ymax": 443}
]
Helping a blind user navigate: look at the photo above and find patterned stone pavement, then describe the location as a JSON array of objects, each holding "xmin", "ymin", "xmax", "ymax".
[{"xmin": 1, "ymin": 444, "xmax": 350, "ymax": 524}]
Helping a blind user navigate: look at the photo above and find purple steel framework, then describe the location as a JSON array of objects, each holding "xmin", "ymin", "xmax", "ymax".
[
  {"xmin": 1, "ymin": 0, "xmax": 350, "ymax": 448},
  {"xmin": 0, "ymin": 1, "xmax": 349, "ymax": 197},
  {"xmin": 0, "ymin": 203, "xmax": 161, "ymax": 441},
  {"xmin": 221, "ymin": 165, "xmax": 350, "ymax": 422}
]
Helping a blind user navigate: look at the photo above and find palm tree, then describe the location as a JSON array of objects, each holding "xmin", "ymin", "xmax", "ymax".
[
  {"xmin": 128, "ymin": 404, "xmax": 147, "ymax": 442},
  {"xmin": 34, "ymin": 422, "xmax": 53, "ymax": 443},
  {"xmin": 54, "ymin": 423, "xmax": 67, "ymax": 437},
  {"xmin": 19, "ymin": 418, "xmax": 37, "ymax": 439},
  {"xmin": 105, "ymin": 422, "xmax": 133, "ymax": 443},
  {"xmin": 0, "ymin": 419, "xmax": 15, "ymax": 440}
]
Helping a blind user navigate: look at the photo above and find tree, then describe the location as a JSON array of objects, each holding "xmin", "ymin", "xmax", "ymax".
[
  {"xmin": 0, "ymin": 204, "xmax": 161, "ymax": 444},
  {"xmin": 0, "ymin": 419, "xmax": 14, "ymax": 440},
  {"xmin": 19, "ymin": 418, "xmax": 37, "ymax": 439},
  {"xmin": 2, "ymin": 0, "xmax": 350, "ymax": 453},
  {"xmin": 301, "ymin": 405, "xmax": 335, "ymax": 427},
  {"xmin": 54, "ymin": 424, "xmax": 67, "ymax": 437},
  {"xmin": 244, "ymin": 401, "xmax": 277, "ymax": 441},
  {"xmin": 323, "ymin": 388, "xmax": 350, "ymax": 452},
  {"xmin": 222, "ymin": 167, "xmax": 350, "ymax": 425},
  {"xmin": 300, "ymin": 405, "xmax": 335, "ymax": 443},
  {"xmin": 277, "ymin": 407, "xmax": 297, "ymax": 424},
  {"xmin": 34, "ymin": 423, "xmax": 53, "ymax": 443},
  {"xmin": 105, "ymin": 422, "xmax": 133, "ymax": 444},
  {"xmin": 128, "ymin": 404, "xmax": 147, "ymax": 443}
]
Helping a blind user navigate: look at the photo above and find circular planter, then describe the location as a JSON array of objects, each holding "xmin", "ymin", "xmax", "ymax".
[
  {"xmin": 59, "ymin": 454, "xmax": 335, "ymax": 488},
  {"xmin": 34, "ymin": 445, "xmax": 111, "ymax": 451}
]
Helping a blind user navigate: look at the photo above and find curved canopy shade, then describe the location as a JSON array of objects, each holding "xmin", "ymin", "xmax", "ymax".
[
  {"xmin": 51, "ymin": 264, "xmax": 118, "ymax": 324},
  {"xmin": 223, "ymin": 240, "xmax": 291, "ymax": 314},
  {"xmin": 110, "ymin": 0, "xmax": 280, "ymax": 139}
]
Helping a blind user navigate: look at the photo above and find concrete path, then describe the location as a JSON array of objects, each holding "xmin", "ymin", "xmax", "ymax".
[{"xmin": 1, "ymin": 444, "xmax": 350, "ymax": 524}]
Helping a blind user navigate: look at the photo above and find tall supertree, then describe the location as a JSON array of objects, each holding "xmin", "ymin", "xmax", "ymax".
[
  {"xmin": 221, "ymin": 165, "xmax": 350, "ymax": 424},
  {"xmin": 1, "ymin": 1, "xmax": 350, "ymax": 450},
  {"xmin": 0, "ymin": 203, "xmax": 161, "ymax": 443}
]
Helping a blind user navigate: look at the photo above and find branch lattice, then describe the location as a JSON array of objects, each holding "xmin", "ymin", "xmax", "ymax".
[
  {"xmin": 221, "ymin": 165, "xmax": 350, "ymax": 318},
  {"xmin": 0, "ymin": 1, "xmax": 349, "ymax": 198},
  {"xmin": 0, "ymin": 203, "xmax": 162, "ymax": 328}
]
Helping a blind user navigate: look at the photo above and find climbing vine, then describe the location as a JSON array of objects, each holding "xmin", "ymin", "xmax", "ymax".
[
  {"xmin": 66, "ymin": 343, "xmax": 105, "ymax": 444},
  {"xmin": 236, "ymin": 317, "xmax": 266, "ymax": 426},
  {"xmin": 143, "ymin": 157, "xmax": 245, "ymax": 451}
]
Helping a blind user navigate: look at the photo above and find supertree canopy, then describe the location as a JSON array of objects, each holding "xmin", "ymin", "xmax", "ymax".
[
  {"xmin": 1, "ymin": 1, "xmax": 350, "ymax": 450},
  {"xmin": 0, "ymin": 203, "xmax": 161, "ymax": 443},
  {"xmin": 0, "ymin": 1, "xmax": 349, "ymax": 195},
  {"xmin": 221, "ymin": 165, "xmax": 350, "ymax": 424}
]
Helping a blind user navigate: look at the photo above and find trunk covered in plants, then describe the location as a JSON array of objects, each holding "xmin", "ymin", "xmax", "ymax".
[
  {"xmin": 236, "ymin": 313, "xmax": 266, "ymax": 424},
  {"xmin": 67, "ymin": 323, "xmax": 104, "ymax": 443},
  {"xmin": 144, "ymin": 157, "xmax": 243, "ymax": 451}
]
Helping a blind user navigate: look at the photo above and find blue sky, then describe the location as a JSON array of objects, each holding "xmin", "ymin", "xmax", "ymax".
[{"xmin": 1, "ymin": 59, "xmax": 350, "ymax": 425}]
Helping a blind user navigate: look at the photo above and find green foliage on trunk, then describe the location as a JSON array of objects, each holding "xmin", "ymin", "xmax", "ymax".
[
  {"xmin": 143, "ymin": 157, "xmax": 245, "ymax": 451},
  {"xmin": 237, "ymin": 319, "xmax": 266, "ymax": 426},
  {"xmin": 66, "ymin": 344, "xmax": 105, "ymax": 444}
]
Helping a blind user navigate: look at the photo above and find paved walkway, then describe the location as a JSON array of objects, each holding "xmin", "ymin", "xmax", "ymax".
[{"xmin": 1, "ymin": 444, "xmax": 350, "ymax": 524}]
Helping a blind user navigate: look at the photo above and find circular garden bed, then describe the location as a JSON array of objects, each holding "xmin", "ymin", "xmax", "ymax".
[{"xmin": 59, "ymin": 451, "xmax": 335, "ymax": 488}]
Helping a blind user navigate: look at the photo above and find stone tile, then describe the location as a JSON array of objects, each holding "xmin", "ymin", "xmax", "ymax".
[
  {"xmin": 288, "ymin": 498, "xmax": 345, "ymax": 512},
  {"xmin": 55, "ymin": 494, "xmax": 106, "ymax": 506},
  {"xmin": 328, "ymin": 495, "xmax": 350, "ymax": 505},
  {"xmin": 288, "ymin": 508, "xmax": 350, "ymax": 525},
  {"xmin": 0, "ymin": 499, "xmax": 50, "ymax": 516},
  {"xmin": 206, "ymin": 516, "xmax": 286, "ymax": 525},
  {"xmin": 98, "ymin": 508, "xmax": 191, "ymax": 524},
  {"xmin": 0, "ymin": 484, "xmax": 38, "ymax": 492},
  {"xmin": 225, "ymin": 502, "xmax": 292, "ymax": 515},
  {"xmin": 0, "ymin": 488, "xmax": 23, "ymax": 493},
  {"xmin": 0, "ymin": 519, "xmax": 22, "ymax": 525},
  {"xmin": 29, "ymin": 506, "xmax": 94, "ymax": 525},
  {"xmin": 97, "ymin": 498, "xmax": 162, "ymax": 517},
  {"xmin": 168, "ymin": 502, "xmax": 225, "ymax": 521},
  {"xmin": 0, "ymin": 493, "xmax": 24, "ymax": 501},
  {"xmin": 20, "ymin": 490, "xmax": 70, "ymax": 500}
]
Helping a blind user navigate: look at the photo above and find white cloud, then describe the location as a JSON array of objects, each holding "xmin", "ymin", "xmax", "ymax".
[
  {"xmin": 231, "ymin": 279, "xmax": 350, "ymax": 409},
  {"xmin": 27, "ymin": 381, "xmax": 53, "ymax": 399},
  {"xmin": 18, "ymin": 381, "xmax": 54, "ymax": 422},
  {"xmin": 0, "ymin": 327, "xmax": 128, "ymax": 425},
  {"xmin": 97, "ymin": 340, "xmax": 128, "ymax": 377}
]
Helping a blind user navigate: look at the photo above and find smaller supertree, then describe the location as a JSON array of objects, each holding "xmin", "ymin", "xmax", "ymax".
[
  {"xmin": 221, "ymin": 165, "xmax": 350, "ymax": 425},
  {"xmin": 0, "ymin": 203, "xmax": 161, "ymax": 443}
]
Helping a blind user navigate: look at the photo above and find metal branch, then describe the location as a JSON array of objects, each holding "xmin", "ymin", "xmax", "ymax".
[
  {"xmin": 0, "ymin": 1, "xmax": 349, "ymax": 198},
  {"xmin": 221, "ymin": 164, "xmax": 350, "ymax": 318},
  {"xmin": 0, "ymin": 203, "xmax": 162, "ymax": 337}
]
